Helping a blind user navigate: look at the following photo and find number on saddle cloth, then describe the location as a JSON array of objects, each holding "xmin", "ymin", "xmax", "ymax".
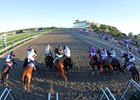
[{"xmin": 126, "ymin": 62, "xmax": 135, "ymax": 70}]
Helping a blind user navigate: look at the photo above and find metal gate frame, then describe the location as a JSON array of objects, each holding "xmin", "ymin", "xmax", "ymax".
[
  {"xmin": 120, "ymin": 79, "xmax": 140, "ymax": 100},
  {"xmin": 0, "ymin": 88, "xmax": 16, "ymax": 100},
  {"xmin": 97, "ymin": 87, "xmax": 116, "ymax": 100}
]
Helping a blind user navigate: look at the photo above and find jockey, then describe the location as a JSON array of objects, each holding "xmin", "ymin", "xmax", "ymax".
[
  {"xmin": 5, "ymin": 51, "xmax": 15, "ymax": 68},
  {"xmin": 27, "ymin": 49, "xmax": 37, "ymax": 68},
  {"xmin": 110, "ymin": 48, "xmax": 116, "ymax": 62},
  {"xmin": 101, "ymin": 48, "xmax": 108, "ymax": 62},
  {"xmin": 63, "ymin": 46, "xmax": 71, "ymax": 58},
  {"xmin": 89, "ymin": 46, "xmax": 96, "ymax": 61},
  {"xmin": 53, "ymin": 46, "xmax": 63, "ymax": 63},
  {"xmin": 45, "ymin": 44, "xmax": 52, "ymax": 57},
  {"xmin": 26, "ymin": 46, "xmax": 34, "ymax": 58},
  {"xmin": 127, "ymin": 49, "xmax": 135, "ymax": 63},
  {"xmin": 5, "ymin": 58, "xmax": 13, "ymax": 69}
]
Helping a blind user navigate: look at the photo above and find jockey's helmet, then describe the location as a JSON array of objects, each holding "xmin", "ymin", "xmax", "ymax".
[
  {"xmin": 102, "ymin": 48, "xmax": 106, "ymax": 51},
  {"xmin": 65, "ymin": 46, "xmax": 68, "ymax": 49}
]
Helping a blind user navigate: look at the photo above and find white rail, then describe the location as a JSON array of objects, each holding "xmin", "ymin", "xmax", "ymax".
[{"xmin": 0, "ymin": 88, "xmax": 16, "ymax": 100}]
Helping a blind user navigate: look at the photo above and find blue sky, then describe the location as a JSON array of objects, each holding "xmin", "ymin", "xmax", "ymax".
[{"xmin": 0, "ymin": 0, "xmax": 140, "ymax": 34}]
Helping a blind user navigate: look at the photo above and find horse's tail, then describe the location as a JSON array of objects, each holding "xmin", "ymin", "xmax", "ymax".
[
  {"xmin": 21, "ymin": 71, "xmax": 26, "ymax": 84},
  {"xmin": 59, "ymin": 60, "xmax": 67, "ymax": 81}
]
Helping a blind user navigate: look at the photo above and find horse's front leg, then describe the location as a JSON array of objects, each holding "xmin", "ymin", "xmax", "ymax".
[
  {"xmin": 109, "ymin": 64, "xmax": 114, "ymax": 72},
  {"xmin": 91, "ymin": 65, "xmax": 95, "ymax": 75},
  {"xmin": 2, "ymin": 73, "xmax": 8, "ymax": 85},
  {"xmin": 99, "ymin": 65, "xmax": 103, "ymax": 72}
]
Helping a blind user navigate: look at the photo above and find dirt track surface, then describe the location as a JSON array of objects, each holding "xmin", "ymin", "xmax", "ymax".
[{"xmin": 0, "ymin": 30, "xmax": 139, "ymax": 100}]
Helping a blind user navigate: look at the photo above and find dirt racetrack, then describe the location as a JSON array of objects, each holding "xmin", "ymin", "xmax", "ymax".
[{"xmin": 0, "ymin": 30, "xmax": 138, "ymax": 100}]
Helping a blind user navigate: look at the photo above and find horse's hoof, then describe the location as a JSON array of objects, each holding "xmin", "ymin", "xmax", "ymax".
[
  {"xmin": 64, "ymin": 78, "xmax": 68, "ymax": 81},
  {"xmin": 24, "ymin": 87, "xmax": 27, "ymax": 90}
]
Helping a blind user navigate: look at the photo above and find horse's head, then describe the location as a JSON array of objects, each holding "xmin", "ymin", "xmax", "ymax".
[{"xmin": 97, "ymin": 48, "xmax": 101, "ymax": 54}]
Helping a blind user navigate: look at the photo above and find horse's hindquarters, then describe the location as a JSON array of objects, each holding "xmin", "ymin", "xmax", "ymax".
[
  {"xmin": 22, "ymin": 66, "xmax": 33, "ymax": 91},
  {"xmin": 64, "ymin": 57, "xmax": 73, "ymax": 72},
  {"xmin": 54, "ymin": 59, "xmax": 67, "ymax": 81},
  {"xmin": 45, "ymin": 56, "xmax": 53, "ymax": 69}
]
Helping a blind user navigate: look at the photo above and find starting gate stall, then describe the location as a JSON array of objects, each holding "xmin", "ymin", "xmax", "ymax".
[
  {"xmin": 0, "ymin": 88, "xmax": 16, "ymax": 100},
  {"xmin": 97, "ymin": 87, "xmax": 116, "ymax": 100},
  {"xmin": 120, "ymin": 79, "xmax": 140, "ymax": 100},
  {"xmin": 48, "ymin": 93, "xmax": 58, "ymax": 100}
]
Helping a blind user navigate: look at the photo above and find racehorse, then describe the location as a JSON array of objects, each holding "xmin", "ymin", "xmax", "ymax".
[
  {"xmin": 101, "ymin": 58, "xmax": 114, "ymax": 72},
  {"xmin": 111, "ymin": 58, "xmax": 122, "ymax": 72},
  {"xmin": 23, "ymin": 50, "xmax": 39, "ymax": 75},
  {"xmin": 53, "ymin": 58, "xmax": 67, "ymax": 81},
  {"xmin": 122, "ymin": 53, "xmax": 139, "ymax": 81},
  {"xmin": 63, "ymin": 56, "xmax": 73, "ymax": 72},
  {"xmin": 108, "ymin": 52, "xmax": 122, "ymax": 72},
  {"xmin": 45, "ymin": 54, "xmax": 54, "ymax": 69},
  {"xmin": 23, "ymin": 58, "xmax": 39, "ymax": 75},
  {"xmin": 89, "ymin": 55, "xmax": 100, "ymax": 74},
  {"xmin": 96, "ymin": 48, "xmax": 114, "ymax": 72},
  {"xmin": 1, "ymin": 64, "xmax": 11, "ymax": 86},
  {"xmin": 21, "ymin": 65, "xmax": 34, "ymax": 92},
  {"xmin": 1, "ymin": 59, "xmax": 17, "ymax": 86}
]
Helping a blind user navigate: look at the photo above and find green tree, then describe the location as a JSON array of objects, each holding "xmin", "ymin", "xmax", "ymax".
[
  {"xmin": 89, "ymin": 24, "xmax": 99, "ymax": 32},
  {"xmin": 107, "ymin": 26, "xmax": 121, "ymax": 37},
  {"xmin": 98, "ymin": 24, "xmax": 107, "ymax": 32},
  {"xmin": 128, "ymin": 32, "xmax": 134, "ymax": 38},
  {"xmin": 134, "ymin": 35, "xmax": 138, "ymax": 39}
]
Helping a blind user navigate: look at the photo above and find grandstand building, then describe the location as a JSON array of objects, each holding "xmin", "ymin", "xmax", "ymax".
[
  {"xmin": 73, "ymin": 20, "xmax": 90, "ymax": 28},
  {"xmin": 73, "ymin": 20, "xmax": 100, "ymax": 29}
]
